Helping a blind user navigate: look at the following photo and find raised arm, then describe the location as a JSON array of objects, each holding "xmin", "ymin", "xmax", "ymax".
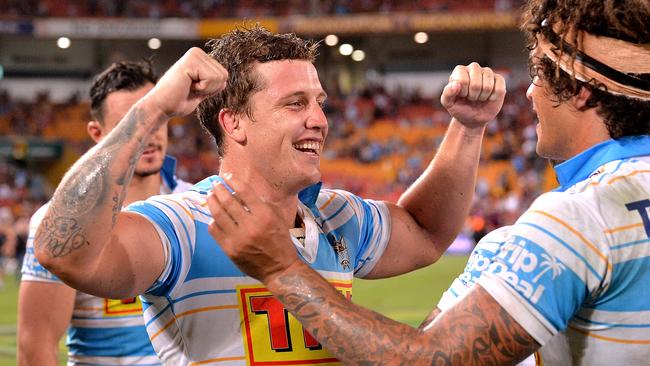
[
  {"xmin": 34, "ymin": 48, "xmax": 227, "ymax": 298},
  {"xmin": 369, "ymin": 63, "xmax": 506, "ymax": 278}
]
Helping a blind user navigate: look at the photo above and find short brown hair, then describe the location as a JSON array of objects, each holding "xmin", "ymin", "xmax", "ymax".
[
  {"xmin": 196, "ymin": 26, "xmax": 319, "ymax": 157},
  {"xmin": 90, "ymin": 59, "xmax": 157, "ymax": 123},
  {"xmin": 522, "ymin": 0, "xmax": 650, "ymax": 138}
]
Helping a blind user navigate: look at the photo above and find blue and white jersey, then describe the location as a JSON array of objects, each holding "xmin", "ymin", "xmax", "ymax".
[
  {"xmin": 21, "ymin": 156, "xmax": 191, "ymax": 366},
  {"xmin": 125, "ymin": 176, "xmax": 391, "ymax": 365},
  {"xmin": 438, "ymin": 226, "xmax": 571, "ymax": 366},
  {"xmin": 475, "ymin": 136, "xmax": 650, "ymax": 365}
]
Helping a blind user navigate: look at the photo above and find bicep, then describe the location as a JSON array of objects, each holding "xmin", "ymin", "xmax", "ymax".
[
  {"xmin": 417, "ymin": 285, "xmax": 540, "ymax": 365},
  {"xmin": 365, "ymin": 203, "xmax": 440, "ymax": 279},
  {"xmin": 81, "ymin": 211, "xmax": 165, "ymax": 298},
  {"xmin": 17, "ymin": 281, "xmax": 75, "ymax": 366}
]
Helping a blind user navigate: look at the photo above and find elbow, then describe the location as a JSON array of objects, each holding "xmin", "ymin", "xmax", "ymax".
[
  {"xmin": 420, "ymin": 248, "xmax": 444, "ymax": 268},
  {"xmin": 32, "ymin": 226, "xmax": 74, "ymax": 279},
  {"xmin": 423, "ymin": 233, "xmax": 448, "ymax": 264}
]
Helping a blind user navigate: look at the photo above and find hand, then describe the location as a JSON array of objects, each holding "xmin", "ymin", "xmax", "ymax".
[
  {"xmin": 145, "ymin": 47, "xmax": 228, "ymax": 119},
  {"xmin": 441, "ymin": 62, "xmax": 506, "ymax": 129},
  {"xmin": 206, "ymin": 175, "xmax": 299, "ymax": 282}
]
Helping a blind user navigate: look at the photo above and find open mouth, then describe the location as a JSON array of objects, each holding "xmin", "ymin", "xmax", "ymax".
[{"xmin": 293, "ymin": 141, "xmax": 321, "ymax": 156}]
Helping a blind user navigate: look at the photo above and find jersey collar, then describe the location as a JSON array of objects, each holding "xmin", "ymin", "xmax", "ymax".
[
  {"xmin": 191, "ymin": 176, "xmax": 321, "ymax": 209},
  {"xmin": 554, "ymin": 135, "xmax": 650, "ymax": 192},
  {"xmin": 161, "ymin": 155, "xmax": 179, "ymax": 191}
]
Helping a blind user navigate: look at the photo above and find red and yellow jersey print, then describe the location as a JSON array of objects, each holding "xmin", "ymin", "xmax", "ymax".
[
  {"xmin": 103, "ymin": 297, "xmax": 143, "ymax": 317},
  {"xmin": 237, "ymin": 282, "xmax": 352, "ymax": 365}
]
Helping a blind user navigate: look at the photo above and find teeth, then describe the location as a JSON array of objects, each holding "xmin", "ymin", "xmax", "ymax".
[{"xmin": 293, "ymin": 141, "xmax": 320, "ymax": 152}]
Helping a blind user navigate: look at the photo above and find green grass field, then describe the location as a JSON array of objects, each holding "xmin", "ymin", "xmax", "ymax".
[{"xmin": 0, "ymin": 255, "xmax": 468, "ymax": 365}]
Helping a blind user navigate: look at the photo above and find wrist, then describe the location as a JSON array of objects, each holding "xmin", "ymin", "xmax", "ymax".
[
  {"xmin": 263, "ymin": 259, "xmax": 304, "ymax": 289},
  {"xmin": 137, "ymin": 95, "xmax": 174, "ymax": 125},
  {"xmin": 451, "ymin": 118, "xmax": 487, "ymax": 138}
]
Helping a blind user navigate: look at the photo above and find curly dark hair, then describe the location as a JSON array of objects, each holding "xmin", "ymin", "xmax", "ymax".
[
  {"xmin": 522, "ymin": 0, "xmax": 650, "ymax": 138},
  {"xmin": 196, "ymin": 26, "xmax": 319, "ymax": 157},
  {"xmin": 90, "ymin": 59, "xmax": 158, "ymax": 123}
]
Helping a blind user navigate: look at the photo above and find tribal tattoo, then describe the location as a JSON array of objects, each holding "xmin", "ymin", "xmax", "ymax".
[
  {"xmin": 35, "ymin": 107, "xmax": 148, "ymax": 258},
  {"xmin": 269, "ymin": 263, "xmax": 539, "ymax": 365}
]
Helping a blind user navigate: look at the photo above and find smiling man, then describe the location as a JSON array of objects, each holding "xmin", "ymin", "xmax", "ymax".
[
  {"xmin": 207, "ymin": 2, "xmax": 650, "ymax": 365},
  {"xmin": 32, "ymin": 27, "xmax": 504, "ymax": 365}
]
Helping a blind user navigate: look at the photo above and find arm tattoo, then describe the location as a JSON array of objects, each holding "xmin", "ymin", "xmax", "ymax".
[
  {"xmin": 270, "ymin": 264, "xmax": 539, "ymax": 365},
  {"xmin": 36, "ymin": 108, "xmax": 148, "ymax": 258},
  {"xmin": 418, "ymin": 307, "xmax": 442, "ymax": 331}
]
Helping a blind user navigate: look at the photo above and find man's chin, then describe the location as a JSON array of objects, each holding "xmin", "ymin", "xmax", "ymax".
[{"xmin": 134, "ymin": 168, "xmax": 162, "ymax": 178}]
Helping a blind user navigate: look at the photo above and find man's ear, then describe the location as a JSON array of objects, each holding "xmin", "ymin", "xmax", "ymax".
[
  {"xmin": 87, "ymin": 121, "xmax": 104, "ymax": 143},
  {"xmin": 218, "ymin": 108, "xmax": 246, "ymax": 144},
  {"xmin": 573, "ymin": 86, "xmax": 593, "ymax": 111}
]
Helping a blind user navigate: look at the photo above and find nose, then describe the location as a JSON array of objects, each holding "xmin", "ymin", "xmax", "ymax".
[
  {"xmin": 306, "ymin": 101, "xmax": 328, "ymax": 132},
  {"xmin": 526, "ymin": 78, "xmax": 537, "ymax": 102}
]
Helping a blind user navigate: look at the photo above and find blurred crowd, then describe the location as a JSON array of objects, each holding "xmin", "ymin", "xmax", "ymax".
[
  {"xmin": 1, "ymin": 0, "xmax": 524, "ymax": 19},
  {"xmin": 0, "ymin": 76, "xmax": 552, "ymax": 284}
]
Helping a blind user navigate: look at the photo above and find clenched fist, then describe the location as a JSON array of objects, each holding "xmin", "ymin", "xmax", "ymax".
[
  {"xmin": 145, "ymin": 47, "xmax": 228, "ymax": 119},
  {"xmin": 441, "ymin": 62, "xmax": 506, "ymax": 129}
]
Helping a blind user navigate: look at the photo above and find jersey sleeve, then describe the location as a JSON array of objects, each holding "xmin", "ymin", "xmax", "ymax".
[
  {"xmin": 21, "ymin": 203, "xmax": 63, "ymax": 284},
  {"xmin": 476, "ymin": 191, "xmax": 610, "ymax": 345},
  {"xmin": 320, "ymin": 190, "xmax": 392, "ymax": 278},
  {"xmin": 437, "ymin": 226, "xmax": 511, "ymax": 311},
  {"xmin": 126, "ymin": 194, "xmax": 196, "ymax": 297}
]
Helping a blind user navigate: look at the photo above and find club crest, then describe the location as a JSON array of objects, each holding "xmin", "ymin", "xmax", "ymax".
[{"xmin": 328, "ymin": 234, "xmax": 351, "ymax": 270}]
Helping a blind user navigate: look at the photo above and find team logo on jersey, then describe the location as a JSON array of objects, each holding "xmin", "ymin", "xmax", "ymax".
[
  {"xmin": 328, "ymin": 234, "xmax": 351, "ymax": 270},
  {"xmin": 103, "ymin": 297, "xmax": 143, "ymax": 316},
  {"xmin": 237, "ymin": 283, "xmax": 351, "ymax": 365}
]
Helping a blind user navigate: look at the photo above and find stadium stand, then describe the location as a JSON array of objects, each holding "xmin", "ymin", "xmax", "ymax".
[{"xmin": 0, "ymin": 0, "xmax": 550, "ymax": 270}]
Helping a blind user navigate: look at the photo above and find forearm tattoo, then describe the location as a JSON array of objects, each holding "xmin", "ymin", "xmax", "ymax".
[
  {"xmin": 272, "ymin": 266, "xmax": 538, "ymax": 365},
  {"xmin": 35, "ymin": 108, "xmax": 148, "ymax": 258}
]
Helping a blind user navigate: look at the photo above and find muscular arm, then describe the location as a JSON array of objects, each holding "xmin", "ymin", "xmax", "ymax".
[
  {"xmin": 17, "ymin": 281, "xmax": 75, "ymax": 366},
  {"xmin": 267, "ymin": 261, "xmax": 539, "ymax": 365},
  {"xmin": 34, "ymin": 48, "xmax": 227, "ymax": 298},
  {"xmin": 372, "ymin": 121, "xmax": 486, "ymax": 277},
  {"xmin": 33, "ymin": 99, "xmax": 167, "ymax": 298},
  {"xmin": 368, "ymin": 64, "xmax": 506, "ymax": 278}
]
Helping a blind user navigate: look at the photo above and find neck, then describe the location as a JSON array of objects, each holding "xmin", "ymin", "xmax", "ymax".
[
  {"xmin": 124, "ymin": 173, "xmax": 162, "ymax": 206},
  {"xmin": 567, "ymin": 111, "xmax": 611, "ymax": 159},
  {"xmin": 219, "ymin": 159, "xmax": 300, "ymax": 228}
]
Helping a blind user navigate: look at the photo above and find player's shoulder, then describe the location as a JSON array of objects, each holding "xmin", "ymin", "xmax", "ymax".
[
  {"xmin": 172, "ymin": 178, "xmax": 194, "ymax": 194},
  {"xmin": 315, "ymin": 188, "xmax": 382, "ymax": 215},
  {"xmin": 478, "ymin": 225, "xmax": 511, "ymax": 243},
  {"xmin": 127, "ymin": 190, "xmax": 205, "ymax": 224},
  {"xmin": 568, "ymin": 156, "xmax": 650, "ymax": 196},
  {"xmin": 517, "ymin": 190, "xmax": 600, "ymax": 227}
]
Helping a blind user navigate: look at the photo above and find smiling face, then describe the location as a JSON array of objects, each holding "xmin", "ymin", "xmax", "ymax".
[
  {"xmin": 234, "ymin": 60, "xmax": 328, "ymax": 193},
  {"xmin": 99, "ymin": 83, "xmax": 168, "ymax": 177}
]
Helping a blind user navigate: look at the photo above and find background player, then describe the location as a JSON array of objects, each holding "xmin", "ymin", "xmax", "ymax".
[{"xmin": 18, "ymin": 60, "xmax": 191, "ymax": 366}]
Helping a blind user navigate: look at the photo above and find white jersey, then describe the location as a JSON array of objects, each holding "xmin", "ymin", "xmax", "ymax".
[
  {"xmin": 21, "ymin": 156, "xmax": 191, "ymax": 366},
  {"xmin": 439, "ymin": 226, "xmax": 571, "ymax": 366},
  {"xmin": 475, "ymin": 136, "xmax": 650, "ymax": 365},
  {"xmin": 125, "ymin": 176, "xmax": 391, "ymax": 365}
]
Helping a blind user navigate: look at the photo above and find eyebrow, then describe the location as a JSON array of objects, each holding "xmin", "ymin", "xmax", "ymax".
[{"xmin": 279, "ymin": 90, "xmax": 328, "ymax": 102}]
